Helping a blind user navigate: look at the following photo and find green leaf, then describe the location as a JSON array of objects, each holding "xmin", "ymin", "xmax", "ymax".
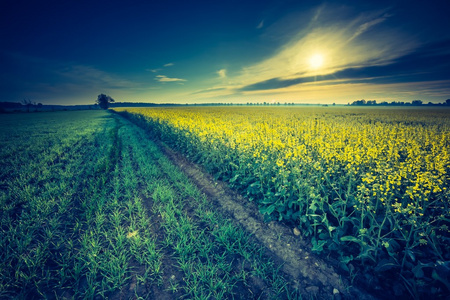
[
  {"xmin": 412, "ymin": 264, "xmax": 425, "ymax": 279},
  {"xmin": 340, "ymin": 255, "xmax": 354, "ymax": 264},
  {"xmin": 357, "ymin": 245, "xmax": 377, "ymax": 263},
  {"xmin": 307, "ymin": 214, "xmax": 322, "ymax": 218},
  {"xmin": 300, "ymin": 215, "xmax": 307, "ymax": 224},
  {"xmin": 374, "ymin": 259, "xmax": 399, "ymax": 273},
  {"xmin": 432, "ymin": 267, "xmax": 450, "ymax": 291},
  {"xmin": 405, "ymin": 249, "xmax": 416, "ymax": 263},
  {"xmin": 311, "ymin": 237, "xmax": 326, "ymax": 253},
  {"xmin": 259, "ymin": 204, "xmax": 276, "ymax": 215},
  {"xmin": 319, "ymin": 232, "xmax": 328, "ymax": 240},
  {"xmin": 340, "ymin": 236, "xmax": 362, "ymax": 244},
  {"xmin": 229, "ymin": 174, "xmax": 239, "ymax": 183}
]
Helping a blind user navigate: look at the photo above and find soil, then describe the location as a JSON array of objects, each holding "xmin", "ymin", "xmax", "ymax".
[{"xmin": 155, "ymin": 141, "xmax": 380, "ymax": 300}]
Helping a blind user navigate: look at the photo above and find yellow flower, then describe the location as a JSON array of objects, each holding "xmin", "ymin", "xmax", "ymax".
[
  {"xmin": 276, "ymin": 159, "xmax": 284, "ymax": 167},
  {"xmin": 127, "ymin": 230, "xmax": 138, "ymax": 238}
]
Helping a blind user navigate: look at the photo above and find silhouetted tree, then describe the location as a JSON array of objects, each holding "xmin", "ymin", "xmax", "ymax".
[
  {"xmin": 446, "ymin": 99, "xmax": 450, "ymax": 105},
  {"xmin": 412, "ymin": 100, "xmax": 423, "ymax": 106},
  {"xmin": 21, "ymin": 98, "xmax": 35, "ymax": 112},
  {"xmin": 96, "ymin": 94, "xmax": 115, "ymax": 109},
  {"xmin": 351, "ymin": 99, "xmax": 366, "ymax": 106}
]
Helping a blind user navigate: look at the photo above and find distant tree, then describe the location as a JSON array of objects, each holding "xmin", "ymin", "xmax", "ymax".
[
  {"xmin": 412, "ymin": 100, "xmax": 423, "ymax": 106},
  {"xmin": 21, "ymin": 98, "xmax": 35, "ymax": 112},
  {"xmin": 96, "ymin": 94, "xmax": 115, "ymax": 109},
  {"xmin": 351, "ymin": 99, "xmax": 366, "ymax": 106},
  {"xmin": 446, "ymin": 99, "xmax": 450, "ymax": 105}
]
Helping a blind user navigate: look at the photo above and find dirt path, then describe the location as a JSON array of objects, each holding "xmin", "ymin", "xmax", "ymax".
[{"xmin": 157, "ymin": 142, "xmax": 378, "ymax": 300}]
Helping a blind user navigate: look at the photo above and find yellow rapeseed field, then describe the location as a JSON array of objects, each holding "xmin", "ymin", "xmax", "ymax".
[{"xmin": 114, "ymin": 106, "xmax": 450, "ymax": 292}]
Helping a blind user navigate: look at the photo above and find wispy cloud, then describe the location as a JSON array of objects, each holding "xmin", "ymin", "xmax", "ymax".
[
  {"xmin": 217, "ymin": 69, "xmax": 226, "ymax": 79},
  {"xmin": 256, "ymin": 20, "xmax": 264, "ymax": 29},
  {"xmin": 216, "ymin": 5, "xmax": 418, "ymax": 96},
  {"xmin": 347, "ymin": 13, "xmax": 391, "ymax": 43},
  {"xmin": 155, "ymin": 75, "xmax": 187, "ymax": 82},
  {"xmin": 2, "ymin": 51, "xmax": 139, "ymax": 90},
  {"xmin": 191, "ymin": 87, "xmax": 227, "ymax": 95},
  {"xmin": 237, "ymin": 38, "xmax": 450, "ymax": 92},
  {"xmin": 0, "ymin": 51, "xmax": 148, "ymax": 103},
  {"xmin": 57, "ymin": 64, "xmax": 137, "ymax": 89},
  {"xmin": 146, "ymin": 63, "xmax": 174, "ymax": 73}
]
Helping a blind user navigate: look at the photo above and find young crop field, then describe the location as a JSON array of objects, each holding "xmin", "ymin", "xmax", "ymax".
[
  {"xmin": 113, "ymin": 106, "xmax": 450, "ymax": 299},
  {"xmin": 1, "ymin": 110, "xmax": 312, "ymax": 299}
]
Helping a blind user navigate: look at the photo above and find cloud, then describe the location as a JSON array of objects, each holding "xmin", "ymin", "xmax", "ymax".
[
  {"xmin": 56, "ymin": 64, "xmax": 137, "ymax": 89},
  {"xmin": 1, "ymin": 51, "xmax": 138, "ymax": 90},
  {"xmin": 216, "ymin": 5, "xmax": 419, "ymax": 95},
  {"xmin": 191, "ymin": 87, "xmax": 227, "ymax": 95},
  {"xmin": 256, "ymin": 20, "xmax": 264, "ymax": 29},
  {"xmin": 217, "ymin": 69, "xmax": 226, "ymax": 78},
  {"xmin": 146, "ymin": 63, "xmax": 173, "ymax": 73},
  {"xmin": 188, "ymin": 5, "xmax": 450, "ymax": 103},
  {"xmin": 155, "ymin": 75, "xmax": 187, "ymax": 82},
  {"xmin": 0, "ymin": 51, "xmax": 152, "ymax": 104},
  {"xmin": 347, "ymin": 13, "xmax": 391, "ymax": 42},
  {"xmin": 238, "ymin": 38, "xmax": 450, "ymax": 92}
]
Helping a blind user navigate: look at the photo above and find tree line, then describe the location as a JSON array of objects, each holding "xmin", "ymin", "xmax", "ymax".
[{"xmin": 349, "ymin": 99, "xmax": 450, "ymax": 106}]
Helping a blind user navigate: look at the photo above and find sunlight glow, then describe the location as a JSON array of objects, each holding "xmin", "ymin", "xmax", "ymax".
[{"xmin": 308, "ymin": 54, "xmax": 324, "ymax": 69}]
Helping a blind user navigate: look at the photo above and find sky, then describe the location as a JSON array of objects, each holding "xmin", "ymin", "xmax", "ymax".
[{"xmin": 1, "ymin": 0, "xmax": 450, "ymax": 105}]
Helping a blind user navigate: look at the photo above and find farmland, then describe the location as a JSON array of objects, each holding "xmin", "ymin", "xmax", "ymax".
[
  {"xmin": 114, "ymin": 106, "xmax": 450, "ymax": 299},
  {"xmin": 0, "ymin": 110, "xmax": 305, "ymax": 299},
  {"xmin": 1, "ymin": 107, "xmax": 449, "ymax": 299}
]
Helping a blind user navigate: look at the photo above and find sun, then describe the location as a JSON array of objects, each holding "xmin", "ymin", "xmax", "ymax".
[{"xmin": 308, "ymin": 54, "xmax": 324, "ymax": 69}]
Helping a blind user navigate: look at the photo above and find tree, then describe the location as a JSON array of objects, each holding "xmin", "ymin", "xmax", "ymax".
[
  {"xmin": 351, "ymin": 99, "xmax": 366, "ymax": 106},
  {"xmin": 446, "ymin": 99, "xmax": 450, "ymax": 106},
  {"xmin": 21, "ymin": 98, "xmax": 35, "ymax": 112},
  {"xmin": 96, "ymin": 94, "xmax": 115, "ymax": 109}
]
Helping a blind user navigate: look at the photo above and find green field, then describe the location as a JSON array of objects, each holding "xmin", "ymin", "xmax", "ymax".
[
  {"xmin": 2, "ymin": 108, "xmax": 449, "ymax": 299},
  {"xmin": 0, "ymin": 111, "xmax": 299, "ymax": 299}
]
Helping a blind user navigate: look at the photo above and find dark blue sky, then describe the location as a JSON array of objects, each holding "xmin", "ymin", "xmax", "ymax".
[{"xmin": 1, "ymin": 0, "xmax": 449, "ymax": 104}]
